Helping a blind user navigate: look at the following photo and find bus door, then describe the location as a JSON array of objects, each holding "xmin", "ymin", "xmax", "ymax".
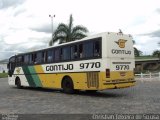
[{"xmin": 8, "ymin": 57, "xmax": 16, "ymax": 77}]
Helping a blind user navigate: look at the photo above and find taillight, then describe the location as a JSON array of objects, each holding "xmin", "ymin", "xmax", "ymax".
[{"xmin": 106, "ymin": 69, "xmax": 110, "ymax": 78}]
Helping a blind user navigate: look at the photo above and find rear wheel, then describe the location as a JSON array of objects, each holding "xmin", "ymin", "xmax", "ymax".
[
  {"xmin": 15, "ymin": 77, "xmax": 22, "ymax": 89},
  {"xmin": 62, "ymin": 77, "xmax": 74, "ymax": 94},
  {"xmin": 86, "ymin": 90, "xmax": 97, "ymax": 93}
]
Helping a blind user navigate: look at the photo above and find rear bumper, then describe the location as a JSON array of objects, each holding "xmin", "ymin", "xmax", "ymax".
[{"xmin": 102, "ymin": 80, "xmax": 136, "ymax": 89}]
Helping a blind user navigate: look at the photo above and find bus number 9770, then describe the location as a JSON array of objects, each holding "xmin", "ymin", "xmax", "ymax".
[
  {"xmin": 80, "ymin": 62, "xmax": 101, "ymax": 69},
  {"xmin": 116, "ymin": 65, "xmax": 129, "ymax": 70}
]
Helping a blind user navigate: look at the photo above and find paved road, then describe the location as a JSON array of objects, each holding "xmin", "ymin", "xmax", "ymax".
[{"xmin": 0, "ymin": 78, "xmax": 160, "ymax": 114}]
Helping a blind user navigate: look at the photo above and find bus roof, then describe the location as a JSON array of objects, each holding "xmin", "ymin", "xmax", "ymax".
[{"xmin": 9, "ymin": 32, "xmax": 132, "ymax": 58}]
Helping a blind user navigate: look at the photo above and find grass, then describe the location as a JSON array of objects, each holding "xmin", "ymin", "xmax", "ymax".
[{"xmin": 0, "ymin": 73, "xmax": 8, "ymax": 78}]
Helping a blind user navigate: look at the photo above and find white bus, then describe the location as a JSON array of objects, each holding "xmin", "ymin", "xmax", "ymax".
[{"xmin": 8, "ymin": 32, "xmax": 136, "ymax": 93}]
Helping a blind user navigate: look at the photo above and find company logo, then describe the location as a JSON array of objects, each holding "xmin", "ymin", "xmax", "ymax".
[
  {"xmin": 115, "ymin": 39, "xmax": 127, "ymax": 48},
  {"xmin": 16, "ymin": 68, "xmax": 21, "ymax": 74}
]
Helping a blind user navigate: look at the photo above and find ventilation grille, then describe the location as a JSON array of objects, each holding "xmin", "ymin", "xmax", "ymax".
[{"xmin": 87, "ymin": 72, "xmax": 99, "ymax": 88}]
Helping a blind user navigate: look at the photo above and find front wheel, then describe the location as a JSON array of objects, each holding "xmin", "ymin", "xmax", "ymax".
[
  {"xmin": 62, "ymin": 77, "xmax": 74, "ymax": 94},
  {"xmin": 16, "ymin": 77, "xmax": 22, "ymax": 89}
]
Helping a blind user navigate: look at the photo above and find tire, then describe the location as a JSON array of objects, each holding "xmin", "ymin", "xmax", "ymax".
[
  {"xmin": 62, "ymin": 77, "xmax": 74, "ymax": 94},
  {"xmin": 16, "ymin": 77, "xmax": 22, "ymax": 89},
  {"xmin": 86, "ymin": 90, "xmax": 97, "ymax": 93}
]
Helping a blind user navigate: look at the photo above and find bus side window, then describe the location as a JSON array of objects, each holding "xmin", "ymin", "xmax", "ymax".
[
  {"xmin": 94, "ymin": 41, "xmax": 100, "ymax": 57},
  {"xmin": 16, "ymin": 56, "xmax": 19, "ymax": 66},
  {"xmin": 21, "ymin": 56, "xmax": 24, "ymax": 65},
  {"xmin": 42, "ymin": 51, "xmax": 45, "ymax": 63},
  {"xmin": 47, "ymin": 50, "xmax": 54, "ymax": 63},
  {"xmin": 60, "ymin": 48, "xmax": 63, "ymax": 60},
  {"xmin": 34, "ymin": 54, "xmax": 37, "ymax": 64},
  {"xmin": 29, "ymin": 53, "xmax": 36, "ymax": 64},
  {"xmin": 10, "ymin": 57, "xmax": 15, "ymax": 70},
  {"xmin": 71, "ymin": 45, "xmax": 78, "ymax": 60},
  {"xmin": 83, "ymin": 42, "xmax": 93, "ymax": 58},
  {"xmin": 24, "ymin": 55, "xmax": 29, "ymax": 65},
  {"xmin": 36, "ymin": 52, "xmax": 43, "ymax": 64},
  {"xmin": 55, "ymin": 48, "xmax": 60, "ymax": 62},
  {"xmin": 62, "ymin": 47, "xmax": 70, "ymax": 61},
  {"xmin": 79, "ymin": 44, "xmax": 83, "ymax": 58},
  {"xmin": 44, "ymin": 51, "xmax": 48, "ymax": 63},
  {"xmin": 16, "ymin": 56, "xmax": 24, "ymax": 66}
]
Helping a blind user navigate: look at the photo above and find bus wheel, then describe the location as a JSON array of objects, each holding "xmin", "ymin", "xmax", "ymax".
[
  {"xmin": 62, "ymin": 77, "xmax": 74, "ymax": 94},
  {"xmin": 86, "ymin": 90, "xmax": 97, "ymax": 93},
  {"xmin": 15, "ymin": 77, "xmax": 22, "ymax": 89}
]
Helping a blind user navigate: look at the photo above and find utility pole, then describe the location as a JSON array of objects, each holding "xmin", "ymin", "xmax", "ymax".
[{"xmin": 49, "ymin": 14, "xmax": 55, "ymax": 46}]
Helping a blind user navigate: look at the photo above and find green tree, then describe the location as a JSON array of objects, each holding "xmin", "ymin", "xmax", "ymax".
[
  {"xmin": 152, "ymin": 50, "xmax": 160, "ymax": 58},
  {"xmin": 49, "ymin": 14, "xmax": 88, "ymax": 46},
  {"xmin": 133, "ymin": 40, "xmax": 142, "ymax": 57}
]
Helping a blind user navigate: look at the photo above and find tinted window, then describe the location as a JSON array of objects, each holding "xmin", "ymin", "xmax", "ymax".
[
  {"xmin": 24, "ymin": 55, "xmax": 29, "ymax": 64},
  {"xmin": 84, "ymin": 42, "xmax": 93, "ymax": 58},
  {"xmin": 62, "ymin": 47, "xmax": 70, "ymax": 60},
  {"xmin": 29, "ymin": 54, "xmax": 36, "ymax": 64},
  {"xmin": 79, "ymin": 44, "xmax": 83, "ymax": 58},
  {"xmin": 55, "ymin": 48, "xmax": 60, "ymax": 61},
  {"xmin": 16, "ymin": 56, "xmax": 24, "ymax": 66},
  {"xmin": 17, "ymin": 56, "xmax": 21, "ymax": 63},
  {"xmin": 71, "ymin": 45, "xmax": 78, "ymax": 59},
  {"xmin": 94, "ymin": 41, "xmax": 101, "ymax": 57},
  {"xmin": 8, "ymin": 57, "xmax": 16, "ymax": 76},
  {"xmin": 9, "ymin": 57, "xmax": 16, "ymax": 70},
  {"xmin": 10, "ymin": 57, "xmax": 15, "ymax": 62},
  {"xmin": 47, "ymin": 50, "xmax": 54, "ymax": 62},
  {"xmin": 36, "ymin": 52, "xmax": 44, "ymax": 63}
]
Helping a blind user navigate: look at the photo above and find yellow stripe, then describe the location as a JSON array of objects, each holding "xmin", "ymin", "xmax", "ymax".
[{"xmin": 34, "ymin": 65, "xmax": 53, "ymax": 88}]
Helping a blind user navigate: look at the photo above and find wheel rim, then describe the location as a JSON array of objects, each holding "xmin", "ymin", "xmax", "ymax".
[{"xmin": 66, "ymin": 81, "xmax": 71, "ymax": 88}]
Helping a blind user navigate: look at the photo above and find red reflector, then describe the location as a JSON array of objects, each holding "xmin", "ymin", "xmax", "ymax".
[
  {"xmin": 120, "ymin": 72, "xmax": 126, "ymax": 77},
  {"xmin": 106, "ymin": 69, "xmax": 110, "ymax": 78}
]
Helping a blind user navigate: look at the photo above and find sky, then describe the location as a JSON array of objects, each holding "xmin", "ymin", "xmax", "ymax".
[{"xmin": 0, "ymin": 0, "xmax": 160, "ymax": 60}]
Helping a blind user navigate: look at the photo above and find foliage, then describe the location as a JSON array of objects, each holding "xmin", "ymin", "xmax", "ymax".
[
  {"xmin": 0, "ymin": 73, "xmax": 8, "ymax": 78},
  {"xmin": 134, "ymin": 47, "xmax": 140, "ymax": 57},
  {"xmin": 49, "ymin": 14, "xmax": 88, "ymax": 45},
  {"xmin": 133, "ymin": 40, "xmax": 142, "ymax": 57},
  {"xmin": 152, "ymin": 50, "xmax": 160, "ymax": 58},
  {"xmin": 132, "ymin": 40, "xmax": 136, "ymax": 45},
  {"xmin": 135, "ymin": 55, "xmax": 157, "ymax": 59}
]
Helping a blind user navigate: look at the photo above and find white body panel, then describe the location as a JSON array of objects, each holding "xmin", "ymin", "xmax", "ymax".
[{"xmin": 8, "ymin": 67, "xmax": 29, "ymax": 86}]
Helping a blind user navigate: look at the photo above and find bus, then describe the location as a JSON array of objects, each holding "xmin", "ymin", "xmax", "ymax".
[{"xmin": 8, "ymin": 32, "xmax": 136, "ymax": 93}]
